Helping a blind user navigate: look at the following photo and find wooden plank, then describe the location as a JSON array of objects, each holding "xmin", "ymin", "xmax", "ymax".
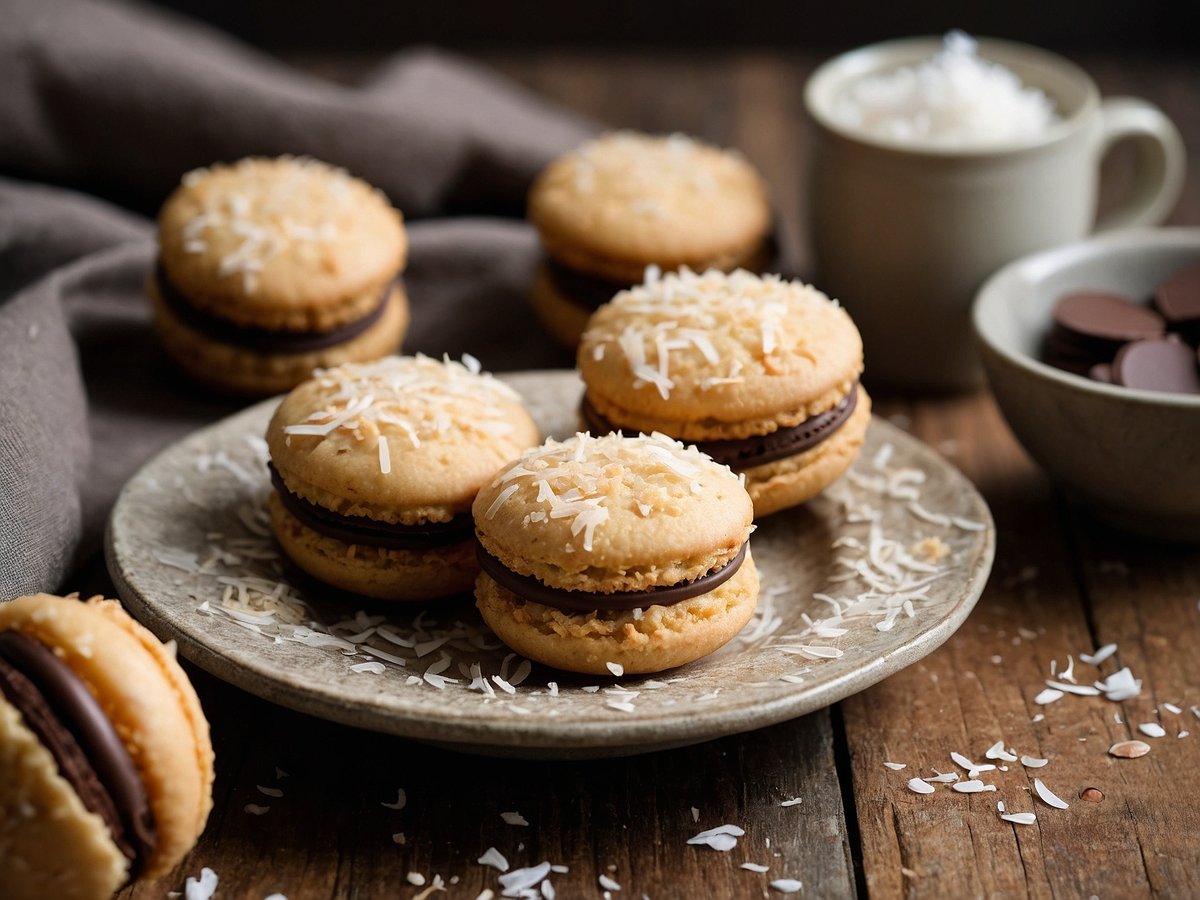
[
  {"xmin": 120, "ymin": 671, "xmax": 854, "ymax": 899},
  {"xmin": 845, "ymin": 391, "xmax": 1200, "ymax": 899}
]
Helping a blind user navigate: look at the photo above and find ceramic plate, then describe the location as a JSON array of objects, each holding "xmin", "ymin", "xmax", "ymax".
[{"xmin": 106, "ymin": 370, "xmax": 994, "ymax": 758}]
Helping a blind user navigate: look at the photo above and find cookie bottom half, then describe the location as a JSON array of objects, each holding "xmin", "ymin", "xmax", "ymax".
[
  {"xmin": 475, "ymin": 551, "xmax": 759, "ymax": 675},
  {"xmin": 0, "ymin": 699, "xmax": 129, "ymax": 900},
  {"xmin": 530, "ymin": 261, "xmax": 596, "ymax": 349},
  {"xmin": 150, "ymin": 282, "xmax": 408, "ymax": 395},
  {"xmin": 743, "ymin": 386, "xmax": 871, "ymax": 517},
  {"xmin": 268, "ymin": 493, "xmax": 477, "ymax": 602}
]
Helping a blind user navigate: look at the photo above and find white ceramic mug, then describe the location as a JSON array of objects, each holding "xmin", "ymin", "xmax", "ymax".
[{"xmin": 805, "ymin": 37, "xmax": 1186, "ymax": 391}]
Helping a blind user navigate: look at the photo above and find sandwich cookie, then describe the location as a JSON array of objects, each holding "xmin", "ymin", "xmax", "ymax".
[
  {"xmin": 0, "ymin": 594, "xmax": 214, "ymax": 900},
  {"xmin": 267, "ymin": 355, "xmax": 541, "ymax": 601},
  {"xmin": 152, "ymin": 156, "xmax": 409, "ymax": 394},
  {"xmin": 528, "ymin": 131, "xmax": 773, "ymax": 347},
  {"xmin": 473, "ymin": 432, "xmax": 758, "ymax": 675},
  {"xmin": 578, "ymin": 268, "xmax": 870, "ymax": 517}
]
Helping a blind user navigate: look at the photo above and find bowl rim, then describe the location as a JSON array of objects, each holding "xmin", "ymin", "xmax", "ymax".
[
  {"xmin": 804, "ymin": 35, "xmax": 1100, "ymax": 158},
  {"xmin": 972, "ymin": 226, "xmax": 1200, "ymax": 409}
]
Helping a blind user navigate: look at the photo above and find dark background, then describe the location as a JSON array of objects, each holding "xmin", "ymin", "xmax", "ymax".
[{"xmin": 151, "ymin": 0, "xmax": 1199, "ymax": 52}]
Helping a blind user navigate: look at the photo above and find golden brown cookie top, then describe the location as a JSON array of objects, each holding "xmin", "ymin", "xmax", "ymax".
[
  {"xmin": 157, "ymin": 157, "xmax": 406, "ymax": 328},
  {"xmin": 528, "ymin": 132, "xmax": 771, "ymax": 281},
  {"xmin": 473, "ymin": 432, "xmax": 753, "ymax": 592},
  {"xmin": 578, "ymin": 268, "xmax": 864, "ymax": 436},
  {"xmin": 268, "ymin": 355, "xmax": 540, "ymax": 524}
]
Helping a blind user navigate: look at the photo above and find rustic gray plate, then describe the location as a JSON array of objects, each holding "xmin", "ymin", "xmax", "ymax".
[{"xmin": 106, "ymin": 370, "xmax": 994, "ymax": 758}]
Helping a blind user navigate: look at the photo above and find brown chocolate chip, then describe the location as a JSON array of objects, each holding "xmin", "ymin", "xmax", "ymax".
[
  {"xmin": 1080, "ymin": 787, "xmax": 1105, "ymax": 802},
  {"xmin": 1113, "ymin": 337, "xmax": 1200, "ymax": 395},
  {"xmin": 1156, "ymin": 261, "xmax": 1200, "ymax": 325},
  {"xmin": 1054, "ymin": 291, "xmax": 1165, "ymax": 343}
]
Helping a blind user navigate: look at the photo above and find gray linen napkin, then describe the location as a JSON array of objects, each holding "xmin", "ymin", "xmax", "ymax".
[{"xmin": 0, "ymin": 0, "xmax": 594, "ymax": 599}]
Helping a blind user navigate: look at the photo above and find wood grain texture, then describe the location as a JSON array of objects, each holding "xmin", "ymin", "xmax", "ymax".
[
  {"xmin": 102, "ymin": 48, "xmax": 1200, "ymax": 898},
  {"xmin": 123, "ymin": 673, "xmax": 854, "ymax": 899}
]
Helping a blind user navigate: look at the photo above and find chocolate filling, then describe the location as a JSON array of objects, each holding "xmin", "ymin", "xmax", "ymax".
[
  {"xmin": 476, "ymin": 541, "xmax": 748, "ymax": 613},
  {"xmin": 581, "ymin": 386, "xmax": 858, "ymax": 470},
  {"xmin": 156, "ymin": 264, "xmax": 395, "ymax": 353},
  {"xmin": 545, "ymin": 259, "xmax": 636, "ymax": 311},
  {"xmin": 0, "ymin": 632, "xmax": 156, "ymax": 878},
  {"xmin": 270, "ymin": 464, "xmax": 474, "ymax": 549}
]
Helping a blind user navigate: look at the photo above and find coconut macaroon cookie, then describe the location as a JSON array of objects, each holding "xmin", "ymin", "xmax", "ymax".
[
  {"xmin": 528, "ymin": 131, "xmax": 773, "ymax": 347},
  {"xmin": 473, "ymin": 432, "xmax": 758, "ymax": 675},
  {"xmin": 267, "ymin": 355, "xmax": 540, "ymax": 601},
  {"xmin": 0, "ymin": 594, "xmax": 214, "ymax": 900},
  {"xmin": 578, "ymin": 268, "xmax": 870, "ymax": 517},
  {"xmin": 152, "ymin": 156, "xmax": 409, "ymax": 394}
]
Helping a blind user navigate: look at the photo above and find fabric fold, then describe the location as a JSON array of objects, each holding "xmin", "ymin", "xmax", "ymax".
[{"xmin": 0, "ymin": 0, "xmax": 597, "ymax": 598}]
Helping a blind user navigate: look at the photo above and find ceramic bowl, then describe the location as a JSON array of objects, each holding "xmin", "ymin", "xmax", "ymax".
[{"xmin": 973, "ymin": 227, "xmax": 1200, "ymax": 541}]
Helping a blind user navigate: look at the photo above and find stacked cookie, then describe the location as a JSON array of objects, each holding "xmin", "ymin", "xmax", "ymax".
[
  {"xmin": 152, "ymin": 156, "xmax": 408, "ymax": 394},
  {"xmin": 0, "ymin": 594, "xmax": 214, "ymax": 899},
  {"xmin": 473, "ymin": 432, "xmax": 758, "ymax": 675},
  {"xmin": 578, "ymin": 268, "xmax": 869, "ymax": 517},
  {"xmin": 528, "ymin": 131, "xmax": 774, "ymax": 347},
  {"xmin": 266, "ymin": 355, "xmax": 540, "ymax": 601}
]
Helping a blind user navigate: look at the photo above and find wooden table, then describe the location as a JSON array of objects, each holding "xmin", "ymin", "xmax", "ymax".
[{"xmin": 120, "ymin": 49, "xmax": 1200, "ymax": 899}]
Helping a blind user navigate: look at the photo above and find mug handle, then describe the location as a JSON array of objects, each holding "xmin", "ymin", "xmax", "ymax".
[{"xmin": 1094, "ymin": 97, "xmax": 1186, "ymax": 232}]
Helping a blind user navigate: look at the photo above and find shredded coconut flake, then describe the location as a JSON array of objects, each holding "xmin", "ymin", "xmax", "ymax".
[
  {"xmin": 1000, "ymin": 812, "xmax": 1037, "ymax": 826},
  {"xmin": 769, "ymin": 879, "xmax": 804, "ymax": 894},
  {"xmin": 1033, "ymin": 778, "xmax": 1069, "ymax": 809},
  {"xmin": 907, "ymin": 778, "xmax": 935, "ymax": 794},
  {"xmin": 687, "ymin": 824, "xmax": 745, "ymax": 852},
  {"xmin": 184, "ymin": 867, "xmax": 219, "ymax": 900},
  {"xmin": 478, "ymin": 847, "xmax": 510, "ymax": 872}
]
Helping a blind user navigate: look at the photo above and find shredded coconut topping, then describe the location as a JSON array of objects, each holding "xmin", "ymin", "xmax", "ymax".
[
  {"xmin": 485, "ymin": 432, "xmax": 738, "ymax": 553},
  {"xmin": 174, "ymin": 157, "xmax": 365, "ymax": 294},
  {"xmin": 583, "ymin": 267, "xmax": 851, "ymax": 399},
  {"xmin": 281, "ymin": 355, "xmax": 520, "ymax": 458}
]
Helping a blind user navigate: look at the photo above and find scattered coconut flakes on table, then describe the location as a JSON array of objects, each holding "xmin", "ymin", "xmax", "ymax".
[
  {"xmin": 742, "ymin": 863, "xmax": 771, "ymax": 873},
  {"xmin": 1034, "ymin": 688, "xmax": 1065, "ymax": 705},
  {"xmin": 598, "ymin": 873, "xmax": 621, "ymax": 891},
  {"xmin": 984, "ymin": 741, "xmax": 1018, "ymax": 762},
  {"xmin": 687, "ymin": 824, "xmax": 745, "ymax": 852},
  {"xmin": 1138, "ymin": 722, "xmax": 1167, "ymax": 738},
  {"xmin": 499, "ymin": 862, "xmax": 552, "ymax": 896},
  {"xmin": 244, "ymin": 804, "xmax": 270, "ymax": 815},
  {"xmin": 883, "ymin": 761, "xmax": 907, "ymax": 770},
  {"xmin": 381, "ymin": 788, "xmax": 407, "ymax": 810},
  {"xmin": 780, "ymin": 797, "xmax": 804, "ymax": 807},
  {"xmin": 907, "ymin": 778, "xmax": 936, "ymax": 794},
  {"xmin": 478, "ymin": 847, "xmax": 510, "ymax": 871},
  {"xmin": 1000, "ymin": 812, "xmax": 1037, "ymax": 826},
  {"xmin": 501, "ymin": 811, "xmax": 530, "ymax": 826},
  {"xmin": 184, "ymin": 867, "xmax": 219, "ymax": 900},
  {"xmin": 1079, "ymin": 643, "xmax": 1117, "ymax": 666},
  {"xmin": 770, "ymin": 879, "xmax": 804, "ymax": 894},
  {"xmin": 1033, "ymin": 778, "xmax": 1069, "ymax": 810},
  {"xmin": 1020, "ymin": 755, "xmax": 1048, "ymax": 768},
  {"xmin": 952, "ymin": 780, "xmax": 997, "ymax": 794}
]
